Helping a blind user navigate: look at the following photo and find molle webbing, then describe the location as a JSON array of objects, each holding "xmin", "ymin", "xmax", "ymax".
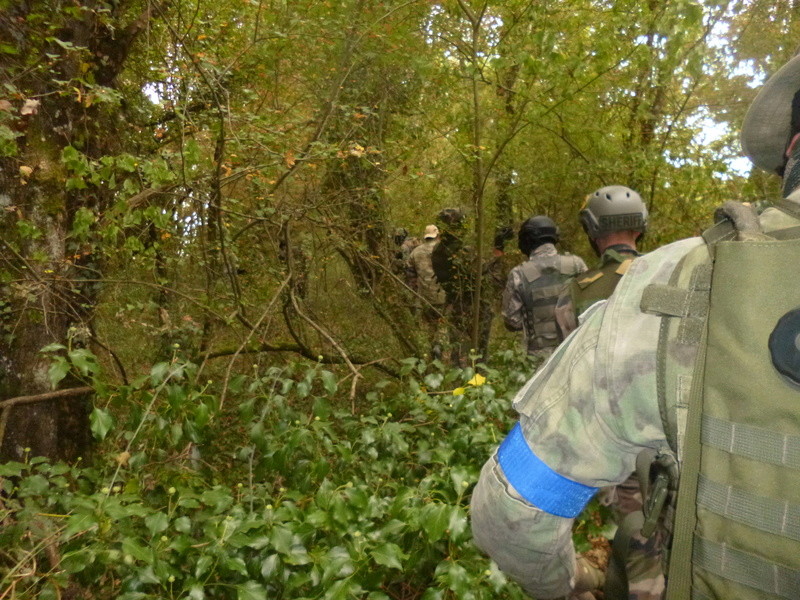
[
  {"xmin": 701, "ymin": 415, "xmax": 800, "ymax": 469},
  {"xmin": 697, "ymin": 474, "xmax": 800, "ymax": 542},
  {"xmin": 641, "ymin": 262, "xmax": 711, "ymax": 347},
  {"xmin": 519, "ymin": 256, "xmax": 577, "ymax": 350},
  {"xmin": 667, "ymin": 232, "xmax": 800, "ymax": 600},
  {"xmin": 692, "ymin": 538, "xmax": 800, "ymax": 599}
]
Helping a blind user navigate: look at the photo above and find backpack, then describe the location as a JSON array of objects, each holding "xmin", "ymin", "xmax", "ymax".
[{"xmin": 628, "ymin": 201, "xmax": 800, "ymax": 600}]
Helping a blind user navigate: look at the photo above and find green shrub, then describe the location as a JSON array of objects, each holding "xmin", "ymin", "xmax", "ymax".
[{"xmin": 1, "ymin": 353, "xmax": 542, "ymax": 599}]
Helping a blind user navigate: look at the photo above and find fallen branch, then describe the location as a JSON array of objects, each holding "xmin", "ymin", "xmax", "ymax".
[{"xmin": 0, "ymin": 387, "xmax": 93, "ymax": 451}]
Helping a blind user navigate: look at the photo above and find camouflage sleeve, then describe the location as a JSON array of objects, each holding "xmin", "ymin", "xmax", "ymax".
[
  {"xmin": 501, "ymin": 268, "xmax": 524, "ymax": 331},
  {"xmin": 405, "ymin": 254, "xmax": 418, "ymax": 289},
  {"xmin": 472, "ymin": 237, "xmax": 704, "ymax": 599},
  {"xmin": 575, "ymin": 255, "xmax": 589, "ymax": 273}
]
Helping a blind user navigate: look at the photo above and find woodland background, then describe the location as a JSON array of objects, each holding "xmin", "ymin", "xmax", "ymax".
[{"xmin": 0, "ymin": 1, "xmax": 795, "ymax": 598}]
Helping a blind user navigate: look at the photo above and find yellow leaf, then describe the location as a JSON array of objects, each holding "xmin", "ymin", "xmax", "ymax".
[
  {"xmin": 452, "ymin": 387, "xmax": 466, "ymax": 396},
  {"xmin": 467, "ymin": 373, "xmax": 486, "ymax": 387}
]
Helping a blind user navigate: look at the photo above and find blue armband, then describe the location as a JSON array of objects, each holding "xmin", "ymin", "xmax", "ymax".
[{"xmin": 497, "ymin": 422, "xmax": 598, "ymax": 518}]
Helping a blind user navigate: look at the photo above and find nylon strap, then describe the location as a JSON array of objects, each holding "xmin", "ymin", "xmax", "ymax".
[
  {"xmin": 697, "ymin": 474, "xmax": 800, "ymax": 541},
  {"xmin": 604, "ymin": 511, "xmax": 644, "ymax": 600},
  {"xmin": 497, "ymin": 422, "xmax": 598, "ymax": 518},
  {"xmin": 768, "ymin": 225, "xmax": 800, "ymax": 240},
  {"xmin": 665, "ymin": 326, "xmax": 708, "ymax": 600},
  {"xmin": 693, "ymin": 537, "xmax": 800, "ymax": 599},
  {"xmin": 702, "ymin": 414, "xmax": 800, "ymax": 469},
  {"xmin": 776, "ymin": 198, "xmax": 800, "ymax": 221}
]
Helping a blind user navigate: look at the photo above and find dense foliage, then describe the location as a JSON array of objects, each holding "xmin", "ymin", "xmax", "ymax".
[
  {"xmin": 1, "ymin": 352, "xmax": 548, "ymax": 599},
  {"xmin": 2, "ymin": 1, "xmax": 800, "ymax": 597}
]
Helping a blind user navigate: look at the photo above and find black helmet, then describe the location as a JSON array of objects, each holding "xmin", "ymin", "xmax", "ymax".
[
  {"xmin": 518, "ymin": 215, "xmax": 559, "ymax": 255},
  {"xmin": 493, "ymin": 225, "xmax": 514, "ymax": 251},
  {"xmin": 437, "ymin": 207, "xmax": 466, "ymax": 227}
]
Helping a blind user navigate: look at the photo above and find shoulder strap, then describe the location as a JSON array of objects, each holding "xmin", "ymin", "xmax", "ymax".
[{"xmin": 519, "ymin": 260, "xmax": 542, "ymax": 283}]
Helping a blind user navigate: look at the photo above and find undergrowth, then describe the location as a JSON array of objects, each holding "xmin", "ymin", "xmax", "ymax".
[{"xmin": 1, "ymin": 351, "xmax": 546, "ymax": 600}]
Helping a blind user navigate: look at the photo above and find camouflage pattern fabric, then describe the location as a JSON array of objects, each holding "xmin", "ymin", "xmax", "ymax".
[
  {"xmin": 407, "ymin": 239, "xmax": 446, "ymax": 306},
  {"xmin": 471, "ymin": 234, "xmax": 705, "ymax": 599},
  {"xmin": 502, "ymin": 243, "xmax": 587, "ymax": 354},
  {"xmin": 552, "ymin": 243, "xmax": 662, "ymax": 600}
]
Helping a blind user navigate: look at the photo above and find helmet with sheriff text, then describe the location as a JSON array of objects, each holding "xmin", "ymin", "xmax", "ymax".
[{"xmin": 579, "ymin": 185, "xmax": 648, "ymax": 241}]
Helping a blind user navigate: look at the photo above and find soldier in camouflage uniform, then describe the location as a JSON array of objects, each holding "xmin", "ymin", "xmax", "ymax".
[
  {"xmin": 555, "ymin": 186, "xmax": 647, "ymax": 337},
  {"xmin": 470, "ymin": 52, "xmax": 800, "ymax": 600},
  {"xmin": 555, "ymin": 186, "xmax": 661, "ymax": 600},
  {"xmin": 478, "ymin": 226, "xmax": 520, "ymax": 361},
  {"xmin": 392, "ymin": 227, "xmax": 420, "ymax": 286},
  {"xmin": 407, "ymin": 225, "xmax": 446, "ymax": 356},
  {"xmin": 502, "ymin": 215, "xmax": 587, "ymax": 357}
]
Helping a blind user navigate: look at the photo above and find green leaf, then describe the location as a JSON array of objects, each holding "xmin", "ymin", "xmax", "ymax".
[
  {"xmin": 195, "ymin": 555, "xmax": 214, "ymax": 578},
  {"xmin": 145, "ymin": 511, "xmax": 169, "ymax": 536},
  {"xmin": 174, "ymin": 516, "xmax": 192, "ymax": 533},
  {"xmin": 47, "ymin": 357, "xmax": 70, "ymax": 388},
  {"xmin": 188, "ymin": 585, "xmax": 206, "ymax": 600},
  {"xmin": 0, "ymin": 461, "xmax": 26, "ymax": 477},
  {"xmin": 89, "ymin": 407, "xmax": 113, "ymax": 440},
  {"xmin": 237, "ymin": 581, "xmax": 267, "ymax": 600},
  {"xmin": 68, "ymin": 348, "xmax": 98, "ymax": 376},
  {"xmin": 40, "ymin": 343, "xmax": 67, "ymax": 353},
  {"xmin": 420, "ymin": 503, "xmax": 450, "ymax": 540},
  {"xmin": 436, "ymin": 560, "xmax": 471, "ymax": 596},
  {"xmin": 122, "ymin": 538, "xmax": 151, "ymax": 563},
  {"xmin": 260, "ymin": 554, "xmax": 280, "ymax": 579},
  {"xmin": 371, "ymin": 542, "xmax": 407, "ymax": 570},
  {"xmin": 320, "ymin": 370, "xmax": 337, "ymax": 395},
  {"xmin": 270, "ymin": 526, "xmax": 293, "ymax": 554}
]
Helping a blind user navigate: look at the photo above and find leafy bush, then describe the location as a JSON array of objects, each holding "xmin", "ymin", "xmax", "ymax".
[{"xmin": 1, "ymin": 352, "xmax": 541, "ymax": 600}]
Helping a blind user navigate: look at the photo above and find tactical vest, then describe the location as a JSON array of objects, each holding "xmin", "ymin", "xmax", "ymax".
[
  {"xmin": 629, "ymin": 201, "xmax": 800, "ymax": 600},
  {"xmin": 570, "ymin": 248, "xmax": 636, "ymax": 317},
  {"xmin": 519, "ymin": 254, "xmax": 582, "ymax": 351}
]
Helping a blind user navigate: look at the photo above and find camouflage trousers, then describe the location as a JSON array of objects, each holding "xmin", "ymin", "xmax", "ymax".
[{"xmin": 604, "ymin": 475, "xmax": 665, "ymax": 600}]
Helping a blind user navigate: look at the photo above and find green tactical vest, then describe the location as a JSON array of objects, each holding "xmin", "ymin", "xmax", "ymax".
[
  {"xmin": 637, "ymin": 201, "xmax": 800, "ymax": 600},
  {"xmin": 569, "ymin": 246, "xmax": 638, "ymax": 317},
  {"xmin": 519, "ymin": 254, "xmax": 582, "ymax": 351}
]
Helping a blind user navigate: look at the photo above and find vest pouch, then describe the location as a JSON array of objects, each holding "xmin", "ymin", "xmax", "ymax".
[{"xmin": 679, "ymin": 237, "xmax": 800, "ymax": 599}]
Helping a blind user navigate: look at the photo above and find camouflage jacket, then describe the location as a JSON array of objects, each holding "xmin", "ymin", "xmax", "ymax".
[
  {"xmin": 555, "ymin": 244, "xmax": 639, "ymax": 338},
  {"xmin": 470, "ymin": 203, "xmax": 800, "ymax": 599},
  {"xmin": 407, "ymin": 239, "xmax": 446, "ymax": 305},
  {"xmin": 501, "ymin": 243, "xmax": 587, "ymax": 354}
]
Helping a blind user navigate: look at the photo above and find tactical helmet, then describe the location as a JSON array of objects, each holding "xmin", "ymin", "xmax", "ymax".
[
  {"xmin": 393, "ymin": 227, "xmax": 408, "ymax": 246},
  {"xmin": 493, "ymin": 225, "xmax": 514, "ymax": 251},
  {"xmin": 518, "ymin": 215, "xmax": 559, "ymax": 255},
  {"xmin": 580, "ymin": 185, "xmax": 648, "ymax": 240},
  {"xmin": 437, "ymin": 207, "xmax": 465, "ymax": 226}
]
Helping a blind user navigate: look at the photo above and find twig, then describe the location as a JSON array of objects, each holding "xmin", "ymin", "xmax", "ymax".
[
  {"xmin": 217, "ymin": 275, "xmax": 290, "ymax": 413},
  {"xmin": 0, "ymin": 387, "xmax": 92, "ymax": 460}
]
